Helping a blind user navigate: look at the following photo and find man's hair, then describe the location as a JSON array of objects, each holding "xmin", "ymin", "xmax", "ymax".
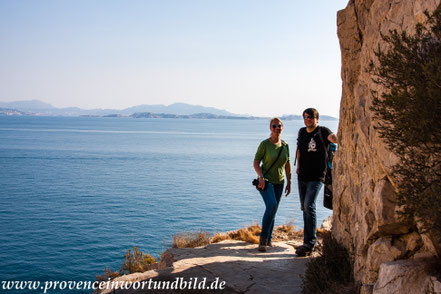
[{"xmin": 302, "ymin": 108, "xmax": 319, "ymax": 119}]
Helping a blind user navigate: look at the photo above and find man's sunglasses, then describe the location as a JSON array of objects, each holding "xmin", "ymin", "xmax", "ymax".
[
  {"xmin": 272, "ymin": 124, "xmax": 282, "ymax": 128},
  {"xmin": 303, "ymin": 116, "xmax": 316, "ymax": 120}
]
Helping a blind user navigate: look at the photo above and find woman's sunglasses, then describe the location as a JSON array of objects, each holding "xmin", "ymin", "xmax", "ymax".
[{"xmin": 272, "ymin": 124, "xmax": 283, "ymax": 128}]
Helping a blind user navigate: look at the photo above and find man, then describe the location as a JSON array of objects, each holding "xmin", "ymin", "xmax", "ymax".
[{"xmin": 295, "ymin": 108, "xmax": 338, "ymax": 256}]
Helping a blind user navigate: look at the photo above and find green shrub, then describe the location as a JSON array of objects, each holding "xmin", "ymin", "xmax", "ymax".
[
  {"xmin": 96, "ymin": 246, "xmax": 158, "ymax": 281},
  {"xmin": 369, "ymin": 4, "xmax": 441, "ymax": 233},
  {"xmin": 302, "ymin": 232, "xmax": 358, "ymax": 294},
  {"xmin": 119, "ymin": 246, "xmax": 157, "ymax": 275}
]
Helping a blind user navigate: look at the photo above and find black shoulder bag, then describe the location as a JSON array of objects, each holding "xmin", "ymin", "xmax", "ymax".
[
  {"xmin": 316, "ymin": 127, "xmax": 333, "ymax": 210},
  {"xmin": 252, "ymin": 141, "xmax": 285, "ymax": 191}
]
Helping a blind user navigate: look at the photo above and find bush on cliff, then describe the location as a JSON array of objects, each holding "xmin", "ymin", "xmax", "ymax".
[
  {"xmin": 302, "ymin": 232, "xmax": 358, "ymax": 294},
  {"xmin": 96, "ymin": 246, "xmax": 157, "ymax": 281},
  {"xmin": 120, "ymin": 246, "xmax": 157, "ymax": 274},
  {"xmin": 369, "ymin": 4, "xmax": 441, "ymax": 234}
]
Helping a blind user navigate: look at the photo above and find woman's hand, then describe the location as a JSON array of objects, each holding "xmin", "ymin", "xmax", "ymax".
[
  {"xmin": 285, "ymin": 181, "xmax": 291, "ymax": 196},
  {"xmin": 258, "ymin": 177, "xmax": 266, "ymax": 190}
]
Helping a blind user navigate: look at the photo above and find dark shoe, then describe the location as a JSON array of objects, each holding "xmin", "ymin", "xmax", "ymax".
[
  {"xmin": 296, "ymin": 244, "xmax": 313, "ymax": 250},
  {"xmin": 295, "ymin": 245, "xmax": 313, "ymax": 257},
  {"xmin": 267, "ymin": 240, "xmax": 273, "ymax": 247},
  {"xmin": 258, "ymin": 238, "xmax": 267, "ymax": 252}
]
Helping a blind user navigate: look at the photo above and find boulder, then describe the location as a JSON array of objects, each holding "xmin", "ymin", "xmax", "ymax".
[{"xmin": 373, "ymin": 259, "xmax": 441, "ymax": 294}]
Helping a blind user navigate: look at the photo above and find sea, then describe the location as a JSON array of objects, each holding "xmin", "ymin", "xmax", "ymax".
[{"xmin": 0, "ymin": 116, "xmax": 338, "ymax": 289}]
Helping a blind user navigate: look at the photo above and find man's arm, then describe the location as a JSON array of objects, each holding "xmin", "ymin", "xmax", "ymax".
[
  {"xmin": 296, "ymin": 149, "xmax": 300, "ymax": 174},
  {"xmin": 328, "ymin": 133, "xmax": 338, "ymax": 144},
  {"xmin": 284, "ymin": 162, "xmax": 291, "ymax": 196}
]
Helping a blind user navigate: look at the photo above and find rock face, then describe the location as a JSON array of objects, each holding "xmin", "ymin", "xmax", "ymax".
[
  {"xmin": 373, "ymin": 259, "xmax": 441, "ymax": 294},
  {"xmin": 334, "ymin": 0, "xmax": 440, "ymax": 289}
]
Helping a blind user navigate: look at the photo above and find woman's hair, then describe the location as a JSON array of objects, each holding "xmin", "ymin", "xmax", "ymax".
[{"xmin": 269, "ymin": 117, "xmax": 283, "ymax": 127}]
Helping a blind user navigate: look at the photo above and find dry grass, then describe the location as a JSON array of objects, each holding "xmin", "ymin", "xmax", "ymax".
[
  {"xmin": 172, "ymin": 230, "xmax": 212, "ymax": 248},
  {"xmin": 276, "ymin": 224, "xmax": 295, "ymax": 234},
  {"xmin": 227, "ymin": 223, "xmax": 261, "ymax": 244},
  {"xmin": 273, "ymin": 224, "xmax": 303, "ymax": 241},
  {"xmin": 211, "ymin": 233, "xmax": 230, "ymax": 243},
  {"xmin": 316, "ymin": 227, "xmax": 328, "ymax": 238},
  {"xmin": 173, "ymin": 224, "xmax": 265, "ymax": 247},
  {"xmin": 211, "ymin": 223, "xmax": 305, "ymax": 244}
]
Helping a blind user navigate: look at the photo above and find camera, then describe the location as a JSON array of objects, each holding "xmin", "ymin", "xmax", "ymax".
[{"xmin": 252, "ymin": 178, "xmax": 268, "ymax": 191}]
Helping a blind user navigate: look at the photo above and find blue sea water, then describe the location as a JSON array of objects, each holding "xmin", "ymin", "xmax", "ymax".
[{"xmin": 0, "ymin": 116, "xmax": 337, "ymax": 288}]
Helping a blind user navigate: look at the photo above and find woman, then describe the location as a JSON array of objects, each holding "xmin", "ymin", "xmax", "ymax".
[{"xmin": 253, "ymin": 117, "xmax": 291, "ymax": 252}]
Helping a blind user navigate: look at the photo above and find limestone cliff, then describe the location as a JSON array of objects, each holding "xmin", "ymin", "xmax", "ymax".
[{"xmin": 334, "ymin": 0, "xmax": 441, "ymax": 291}]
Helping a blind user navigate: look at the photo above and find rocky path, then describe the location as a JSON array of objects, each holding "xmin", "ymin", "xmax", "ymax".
[{"xmin": 97, "ymin": 239, "xmax": 310, "ymax": 294}]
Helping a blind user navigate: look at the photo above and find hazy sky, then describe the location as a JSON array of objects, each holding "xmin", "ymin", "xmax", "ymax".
[{"xmin": 0, "ymin": 0, "xmax": 348, "ymax": 117}]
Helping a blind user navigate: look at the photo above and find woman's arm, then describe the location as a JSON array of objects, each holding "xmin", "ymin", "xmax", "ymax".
[
  {"xmin": 253, "ymin": 160, "xmax": 266, "ymax": 190},
  {"xmin": 253, "ymin": 160, "xmax": 263, "ymax": 177}
]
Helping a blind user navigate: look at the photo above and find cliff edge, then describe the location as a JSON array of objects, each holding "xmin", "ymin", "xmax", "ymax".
[{"xmin": 95, "ymin": 239, "xmax": 309, "ymax": 294}]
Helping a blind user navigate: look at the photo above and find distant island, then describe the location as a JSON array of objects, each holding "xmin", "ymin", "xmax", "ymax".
[{"xmin": 0, "ymin": 100, "xmax": 338, "ymax": 121}]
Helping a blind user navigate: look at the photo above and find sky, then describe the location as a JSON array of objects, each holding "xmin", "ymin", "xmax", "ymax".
[{"xmin": 0, "ymin": 0, "xmax": 349, "ymax": 117}]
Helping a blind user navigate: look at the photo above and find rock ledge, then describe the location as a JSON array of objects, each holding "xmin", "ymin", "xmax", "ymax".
[{"xmin": 96, "ymin": 239, "xmax": 308, "ymax": 294}]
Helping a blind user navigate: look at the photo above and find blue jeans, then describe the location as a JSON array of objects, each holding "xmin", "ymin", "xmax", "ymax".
[
  {"xmin": 298, "ymin": 180, "xmax": 323, "ymax": 248},
  {"xmin": 259, "ymin": 182, "xmax": 284, "ymax": 242}
]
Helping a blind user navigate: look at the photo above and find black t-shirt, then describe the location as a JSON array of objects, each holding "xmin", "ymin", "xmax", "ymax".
[{"xmin": 297, "ymin": 126, "xmax": 332, "ymax": 182}]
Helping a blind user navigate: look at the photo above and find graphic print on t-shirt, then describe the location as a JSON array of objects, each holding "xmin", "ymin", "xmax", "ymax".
[{"xmin": 308, "ymin": 137, "xmax": 317, "ymax": 152}]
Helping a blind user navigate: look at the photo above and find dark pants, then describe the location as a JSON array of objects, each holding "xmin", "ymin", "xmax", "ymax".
[{"xmin": 298, "ymin": 180, "xmax": 323, "ymax": 248}]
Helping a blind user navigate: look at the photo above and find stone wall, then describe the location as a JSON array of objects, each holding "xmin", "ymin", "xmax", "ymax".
[{"xmin": 333, "ymin": 0, "xmax": 440, "ymax": 289}]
